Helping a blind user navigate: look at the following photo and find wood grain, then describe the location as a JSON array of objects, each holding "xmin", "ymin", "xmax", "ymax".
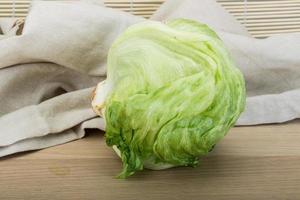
[{"xmin": 0, "ymin": 120, "xmax": 300, "ymax": 200}]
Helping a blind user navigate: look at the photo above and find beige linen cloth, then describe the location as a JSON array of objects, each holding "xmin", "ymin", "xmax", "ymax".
[
  {"xmin": 0, "ymin": 1, "xmax": 142, "ymax": 156},
  {"xmin": 0, "ymin": 0, "xmax": 299, "ymax": 157}
]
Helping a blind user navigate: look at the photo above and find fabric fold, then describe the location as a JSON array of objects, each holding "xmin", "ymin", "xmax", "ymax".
[
  {"xmin": 0, "ymin": 88, "xmax": 96, "ymax": 147},
  {"xmin": 0, "ymin": 1, "xmax": 142, "ymax": 74},
  {"xmin": 151, "ymin": 0, "xmax": 250, "ymax": 36},
  {"xmin": 238, "ymin": 89, "xmax": 300, "ymax": 125},
  {"xmin": 0, "ymin": 117, "xmax": 105, "ymax": 157}
]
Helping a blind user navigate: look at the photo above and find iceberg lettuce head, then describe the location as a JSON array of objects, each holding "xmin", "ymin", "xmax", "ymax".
[{"xmin": 92, "ymin": 19, "xmax": 246, "ymax": 178}]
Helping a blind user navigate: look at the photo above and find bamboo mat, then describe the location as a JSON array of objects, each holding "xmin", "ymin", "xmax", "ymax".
[{"xmin": 1, "ymin": 0, "xmax": 300, "ymax": 38}]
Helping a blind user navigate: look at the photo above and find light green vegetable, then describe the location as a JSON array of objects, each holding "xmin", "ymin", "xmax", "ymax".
[{"xmin": 92, "ymin": 19, "xmax": 245, "ymax": 178}]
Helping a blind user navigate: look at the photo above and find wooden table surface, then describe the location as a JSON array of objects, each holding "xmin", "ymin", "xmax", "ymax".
[{"xmin": 1, "ymin": 120, "xmax": 300, "ymax": 200}]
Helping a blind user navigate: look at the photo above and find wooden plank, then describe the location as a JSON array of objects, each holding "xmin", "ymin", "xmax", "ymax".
[{"xmin": 0, "ymin": 120, "xmax": 300, "ymax": 199}]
